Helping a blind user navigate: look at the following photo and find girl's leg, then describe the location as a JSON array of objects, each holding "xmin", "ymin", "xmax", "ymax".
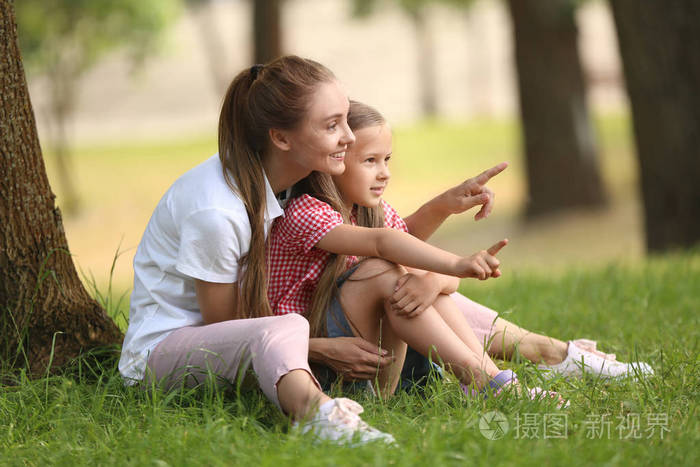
[
  {"xmin": 449, "ymin": 292, "xmax": 569, "ymax": 365},
  {"xmin": 339, "ymin": 259, "xmax": 500, "ymax": 390},
  {"xmin": 337, "ymin": 260, "xmax": 408, "ymax": 396},
  {"xmin": 146, "ymin": 313, "xmax": 329, "ymax": 419},
  {"xmin": 431, "ymin": 294, "xmax": 501, "ymax": 374}
]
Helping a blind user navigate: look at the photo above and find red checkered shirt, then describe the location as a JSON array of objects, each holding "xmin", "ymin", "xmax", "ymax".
[{"xmin": 267, "ymin": 194, "xmax": 408, "ymax": 316}]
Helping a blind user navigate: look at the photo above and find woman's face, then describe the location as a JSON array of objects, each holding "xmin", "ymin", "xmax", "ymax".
[
  {"xmin": 282, "ymin": 80, "xmax": 355, "ymax": 176},
  {"xmin": 332, "ymin": 124, "xmax": 392, "ymax": 209}
]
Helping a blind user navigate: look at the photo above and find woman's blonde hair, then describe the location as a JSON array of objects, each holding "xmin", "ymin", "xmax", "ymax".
[
  {"xmin": 293, "ymin": 100, "xmax": 388, "ymax": 337},
  {"xmin": 219, "ymin": 55, "xmax": 335, "ymax": 319}
]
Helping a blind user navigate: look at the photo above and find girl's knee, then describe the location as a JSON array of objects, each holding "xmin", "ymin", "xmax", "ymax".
[
  {"xmin": 349, "ymin": 259, "xmax": 406, "ymax": 296},
  {"xmin": 351, "ymin": 258, "xmax": 405, "ymax": 280}
]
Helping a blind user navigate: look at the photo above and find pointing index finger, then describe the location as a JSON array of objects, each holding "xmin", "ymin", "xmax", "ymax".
[
  {"xmin": 474, "ymin": 162, "xmax": 508, "ymax": 186},
  {"xmin": 486, "ymin": 238, "xmax": 509, "ymax": 256}
]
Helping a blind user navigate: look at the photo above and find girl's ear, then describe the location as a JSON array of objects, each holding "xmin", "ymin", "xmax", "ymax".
[{"xmin": 269, "ymin": 128, "xmax": 291, "ymax": 151}]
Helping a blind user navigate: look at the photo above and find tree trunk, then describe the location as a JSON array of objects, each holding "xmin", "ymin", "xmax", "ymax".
[
  {"xmin": 409, "ymin": 8, "xmax": 437, "ymax": 118},
  {"xmin": 187, "ymin": 0, "xmax": 229, "ymax": 95},
  {"xmin": 507, "ymin": 0, "xmax": 607, "ymax": 219},
  {"xmin": 253, "ymin": 0, "xmax": 282, "ymax": 64},
  {"xmin": 0, "ymin": 0, "xmax": 122, "ymax": 374},
  {"xmin": 609, "ymin": 0, "xmax": 700, "ymax": 252}
]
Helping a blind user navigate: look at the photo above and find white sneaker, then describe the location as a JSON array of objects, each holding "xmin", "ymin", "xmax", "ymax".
[
  {"xmin": 294, "ymin": 398, "xmax": 396, "ymax": 446},
  {"xmin": 539, "ymin": 340, "xmax": 654, "ymax": 380}
]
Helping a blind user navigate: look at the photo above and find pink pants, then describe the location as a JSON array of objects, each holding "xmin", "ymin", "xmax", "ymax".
[
  {"xmin": 146, "ymin": 313, "xmax": 319, "ymax": 409},
  {"xmin": 145, "ymin": 293, "xmax": 498, "ymax": 408}
]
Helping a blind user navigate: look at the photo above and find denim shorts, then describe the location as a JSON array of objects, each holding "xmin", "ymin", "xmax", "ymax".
[{"xmin": 313, "ymin": 262, "xmax": 439, "ymax": 394}]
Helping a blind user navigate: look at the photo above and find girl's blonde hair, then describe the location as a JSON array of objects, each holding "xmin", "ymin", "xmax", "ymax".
[
  {"xmin": 219, "ymin": 55, "xmax": 335, "ymax": 319},
  {"xmin": 293, "ymin": 100, "xmax": 388, "ymax": 337}
]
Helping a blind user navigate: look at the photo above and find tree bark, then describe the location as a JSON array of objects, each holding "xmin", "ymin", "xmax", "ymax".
[
  {"xmin": 609, "ymin": 0, "xmax": 700, "ymax": 252},
  {"xmin": 507, "ymin": 0, "xmax": 607, "ymax": 219},
  {"xmin": 253, "ymin": 0, "xmax": 282, "ymax": 64},
  {"xmin": 186, "ymin": 0, "xmax": 230, "ymax": 95},
  {"xmin": 409, "ymin": 8, "xmax": 437, "ymax": 117},
  {"xmin": 0, "ymin": 0, "xmax": 122, "ymax": 373}
]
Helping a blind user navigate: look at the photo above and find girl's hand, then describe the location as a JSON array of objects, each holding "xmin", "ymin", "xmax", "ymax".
[
  {"xmin": 455, "ymin": 239, "xmax": 508, "ymax": 280},
  {"xmin": 441, "ymin": 162, "xmax": 508, "ymax": 220},
  {"xmin": 389, "ymin": 272, "xmax": 441, "ymax": 318},
  {"xmin": 309, "ymin": 337, "xmax": 395, "ymax": 381}
]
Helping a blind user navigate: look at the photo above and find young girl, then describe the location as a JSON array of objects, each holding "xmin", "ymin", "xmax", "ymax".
[
  {"xmin": 269, "ymin": 100, "xmax": 651, "ymax": 399},
  {"xmin": 267, "ymin": 103, "xmax": 563, "ymax": 402}
]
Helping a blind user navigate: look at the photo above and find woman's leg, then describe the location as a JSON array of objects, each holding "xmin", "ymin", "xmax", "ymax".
[
  {"xmin": 449, "ymin": 291, "xmax": 569, "ymax": 365},
  {"xmin": 146, "ymin": 313, "xmax": 329, "ymax": 419},
  {"xmin": 339, "ymin": 259, "xmax": 500, "ymax": 390}
]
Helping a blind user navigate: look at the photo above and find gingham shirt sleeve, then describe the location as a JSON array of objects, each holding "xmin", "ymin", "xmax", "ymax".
[
  {"xmin": 381, "ymin": 199, "xmax": 409, "ymax": 233},
  {"xmin": 276, "ymin": 194, "xmax": 344, "ymax": 254}
]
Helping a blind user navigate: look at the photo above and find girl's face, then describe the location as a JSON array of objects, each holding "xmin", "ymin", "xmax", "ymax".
[
  {"xmin": 282, "ymin": 80, "xmax": 355, "ymax": 176},
  {"xmin": 332, "ymin": 124, "xmax": 392, "ymax": 208}
]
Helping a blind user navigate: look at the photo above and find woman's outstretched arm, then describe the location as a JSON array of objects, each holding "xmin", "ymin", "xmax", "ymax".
[{"xmin": 402, "ymin": 162, "xmax": 508, "ymax": 240}]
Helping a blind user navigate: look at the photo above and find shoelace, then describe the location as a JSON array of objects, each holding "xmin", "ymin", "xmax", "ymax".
[
  {"xmin": 572, "ymin": 339, "xmax": 617, "ymax": 361},
  {"xmin": 326, "ymin": 398, "xmax": 372, "ymax": 431}
]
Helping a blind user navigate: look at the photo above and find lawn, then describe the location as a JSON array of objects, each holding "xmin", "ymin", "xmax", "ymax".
[{"xmin": 1, "ymin": 254, "xmax": 698, "ymax": 466}]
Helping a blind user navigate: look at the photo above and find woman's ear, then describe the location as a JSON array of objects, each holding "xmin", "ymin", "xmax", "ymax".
[{"xmin": 269, "ymin": 128, "xmax": 291, "ymax": 151}]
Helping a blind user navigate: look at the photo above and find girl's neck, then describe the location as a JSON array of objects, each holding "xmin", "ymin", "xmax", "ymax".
[
  {"xmin": 262, "ymin": 148, "xmax": 312, "ymax": 195},
  {"xmin": 341, "ymin": 197, "xmax": 355, "ymax": 211}
]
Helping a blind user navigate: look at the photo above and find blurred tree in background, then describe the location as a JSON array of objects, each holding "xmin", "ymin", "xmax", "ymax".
[
  {"xmin": 355, "ymin": 0, "xmax": 606, "ymax": 219},
  {"xmin": 610, "ymin": 0, "xmax": 700, "ymax": 252},
  {"xmin": 254, "ymin": 0, "xmax": 283, "ymax": 63},
  {"xmin": 186, "ymin": 0, "xmax": 230, "ymax": 94},
  {"xmin": 1, "ymin": 0, "xmax": 122, "ymax": 374},
  {"xmin": 506, "ymin": 0, "xmax": 607, "ymax": 219},
  {"xmin": 187, "ymin": 0, "xmax": 284, "ymax": 92},
  {"xmin": 15, "ymin": 0, "xmax": 180, "ymax": 215},
  {"xmin": 352, "ymin": 0, "xmax": 465, "ymax": 117}
]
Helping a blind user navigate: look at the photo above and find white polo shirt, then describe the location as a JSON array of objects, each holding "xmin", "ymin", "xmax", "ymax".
[{"xmin": 118, "ymin": 154, "xmax": 284, "ymax": 383}]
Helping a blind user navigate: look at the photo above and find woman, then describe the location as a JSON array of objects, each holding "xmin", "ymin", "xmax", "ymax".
[{"xmin": 118, "ymin": 56, "xmax": 394, "ymax": 445}]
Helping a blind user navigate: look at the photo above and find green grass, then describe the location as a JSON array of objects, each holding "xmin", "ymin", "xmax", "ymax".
[{"xmin": 2, "ymin": 253, "xmax": 698, "ymax": 466}]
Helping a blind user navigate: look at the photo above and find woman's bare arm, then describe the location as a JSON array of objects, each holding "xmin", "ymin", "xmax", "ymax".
[{"xmin": 194, "ymin": 280, "xmax": 238, "ymax": 324}]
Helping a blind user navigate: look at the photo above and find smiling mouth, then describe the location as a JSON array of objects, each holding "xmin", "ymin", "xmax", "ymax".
[
  {"xmin": 370, "ymin": 187, "xmax": 385, "ymax": 194},
  {"xmin": 330, "ymin": 151, "xmax": 345, "ymax": 160}
]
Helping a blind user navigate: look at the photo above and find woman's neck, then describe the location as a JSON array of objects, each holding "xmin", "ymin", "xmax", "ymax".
[{"xmin": 262, "ymin": 148, "xmax": 311, "ymax": 195}]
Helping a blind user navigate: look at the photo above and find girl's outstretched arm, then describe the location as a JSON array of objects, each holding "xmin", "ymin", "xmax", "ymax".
[
  {"xmin": 403, "ymin": 162, "xmax": 508, "ymax": 240},
  {"xmin": 315, "ymin": 224, "xmax": 507, "ymax": 280}
]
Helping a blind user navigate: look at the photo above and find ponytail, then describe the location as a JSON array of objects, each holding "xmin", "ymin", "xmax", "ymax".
[{"xmin": 218, "ymin": 56, "xmax": 335, "ymax": 319}]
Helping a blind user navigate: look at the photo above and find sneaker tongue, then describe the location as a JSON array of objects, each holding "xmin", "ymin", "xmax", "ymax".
[{"xmin": 334, "ymin": 398, "xmax": 364, "ymax": 415}]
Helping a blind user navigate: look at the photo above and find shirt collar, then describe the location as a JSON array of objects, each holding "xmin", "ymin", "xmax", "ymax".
[{"xmin": 263, "ymin": 173, "xmax": 285, "ymax": 221}]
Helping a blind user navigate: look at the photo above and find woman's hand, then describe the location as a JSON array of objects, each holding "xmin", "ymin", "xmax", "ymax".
[
  {"xmin": 440, "ymin": 162, "xmax": 508, "ymax": 221},
  {"xmin": 308, "ymin": 337, "xmax": 395, "ymax": 381},
  {"xmin": 389, "ymin": 272, "xmax": 441, "ymax": 318},
  {"xmin": 455, "ymin": 239, "xmax": 508, "ymax": 280}
]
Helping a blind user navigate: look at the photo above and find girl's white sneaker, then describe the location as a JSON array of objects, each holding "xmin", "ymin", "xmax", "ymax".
[
  {"xmin": 294, "ymin": 398, "xmax": 396, "ymax": 446},
  {"xmin": 539, "ymin": 339, "xmax": 654, "ymax": 379}
]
